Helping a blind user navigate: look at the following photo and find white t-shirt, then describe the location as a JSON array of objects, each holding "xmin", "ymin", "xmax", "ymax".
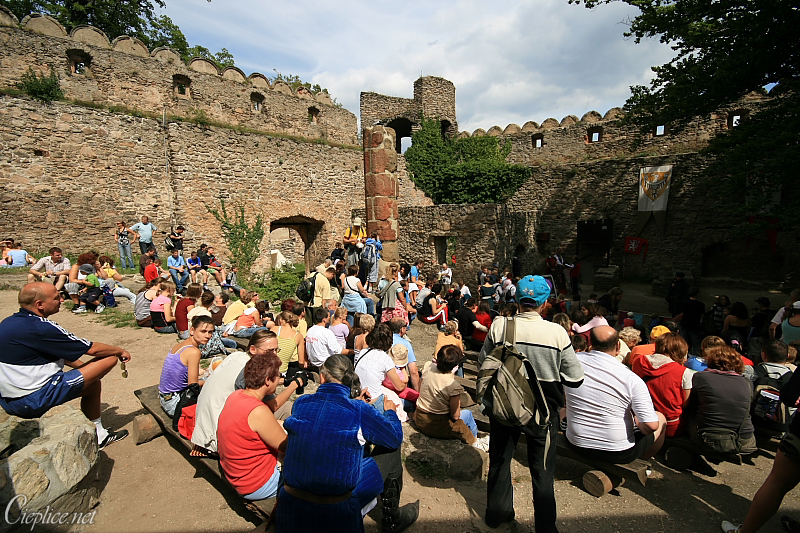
[
  {"xmin": 354, "ymin": 348, "xmax": 394, "ymax": 398},
  {"xmin": 305, "ymin": 324, "xmax": 341, "ymax": 367},
  {"xmin": 439, "ymin": 267, "xmax": 452, "ymax": 284},
  {"xmin": 460, "ymin": 285, "xmax": 472, "ymax": 298},
  {"xmin": 773, "ymin": 307, "xmax": 787, "ymax": 325},
  {"xmin": 191, "ymin": 351, "xmax": 249, "ymax": 452},
  {"xmin": 343, "ymin": 275, "xmax": 360, "ymax": 295},
  {"xmin": 565, "ymin": 350, "xmax": 658, "ymax": 452}
]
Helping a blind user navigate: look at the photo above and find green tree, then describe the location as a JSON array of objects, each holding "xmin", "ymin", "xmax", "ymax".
[
  {"xmin": 1, "ymin": 0, "xmax": 165, "ymax": 42},
  {"xmin": 206, "ymin": 199, "xmax": 265, "ymax": 278},
  {"xmin": 570, "ymin": 0, "xmax": 800, "ymax": 224},
  {"xmin": 141, "ymin": 14, "xmax": 188, "ymax": 59},
  {"xmin": 405, "ymin": 117, "xmax": 531, "ymax": 204},
  {"xmin": 187, "ymin": 45, "xmax": 235, "ymax": 68}
]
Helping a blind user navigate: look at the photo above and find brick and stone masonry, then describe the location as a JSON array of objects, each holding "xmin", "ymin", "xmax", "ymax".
[{"xmin": 363, "ymin": 125, "xmax": 400, "ymax": 262}]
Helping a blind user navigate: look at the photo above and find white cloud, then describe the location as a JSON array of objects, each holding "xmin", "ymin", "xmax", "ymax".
[{"xmin": 159, "ymin": 0, "xmax": 675, "ymax": 132}]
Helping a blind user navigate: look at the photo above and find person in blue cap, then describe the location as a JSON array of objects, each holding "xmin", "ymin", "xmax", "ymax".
[{"xmin": 479, "ymin": 275, "xmax": 584, "ymax": 532}]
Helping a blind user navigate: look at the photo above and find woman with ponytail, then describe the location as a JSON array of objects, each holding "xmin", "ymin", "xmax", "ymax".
[{"xmin": 276, "ymin": 354, "xmax": 419, "ymax": 533}]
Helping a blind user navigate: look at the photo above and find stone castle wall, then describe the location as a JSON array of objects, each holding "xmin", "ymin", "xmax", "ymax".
[
  {"xmin": 0, "ymin": 14, "xmax": 358, "ymax": 146},
  {"xmin": 466, "ymin": 98, "xmax": 764, "ymax": 167},
  {"xmin": 0, "ymin": 96, "xmax": 366, "ymax": 269}
]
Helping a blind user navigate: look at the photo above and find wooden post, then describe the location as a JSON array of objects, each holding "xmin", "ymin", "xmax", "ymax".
[{"xmin": 132, "ymin": 413, "xmax": 163, "ymax": 444}]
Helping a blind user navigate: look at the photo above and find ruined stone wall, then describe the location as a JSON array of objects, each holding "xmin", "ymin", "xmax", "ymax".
[
  {"xmin": 462, "ymin": 97, "xmax": 764, "ymax": 167},
  {"xmin": 0, "ymin": 96, "xmax": 364, "ymax": 269},
  {"xmin": 507, "ymin": 154, "xmax": 798, "ymax": 282},
  {"xmin": 396, "ymin": 155, "xmax": 433, "ymax": 208},
  {"xmin": 413, "ymin": 76, "xmax": 457, "ymax": 136},
  {"xmin": 0, "ymin": 18, "xmax": 358, "ymax": 146},
  {"xmin": 360, "ymin": 93, "xmax": 416, "ymax": 131},
  {"xmin": 395, "ymin": 204, "xmax": 529, "ymax": 290}
]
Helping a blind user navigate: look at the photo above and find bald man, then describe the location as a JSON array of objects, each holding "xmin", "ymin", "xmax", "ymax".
[
  {"xmin": 564, "ymin": 325, "xmax": 666, "ymax": 464},
  {"xmin": 0, "ymin": 282, "xmax": 131, "ymax": 448}
]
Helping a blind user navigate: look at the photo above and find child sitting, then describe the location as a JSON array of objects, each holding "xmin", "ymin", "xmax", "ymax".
[
  {"xmin": 382, "ymin": 344, "xmax": 419, "ymax": 402},
  {"xmin": 329, "ymin": 307, "xmax": 351, "ymax": 350},
  {"xmin": 74, "ymin": 264, "xmax": 105, "ymax": 314}
]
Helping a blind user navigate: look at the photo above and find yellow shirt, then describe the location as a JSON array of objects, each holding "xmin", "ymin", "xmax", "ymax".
[
  {"xmin": 222, "ymin": 300, "xmax": 247, "ymax": 325},
  {"xmin": 311, "ymin": 273, "xmax": 331, "ymax": 308}
]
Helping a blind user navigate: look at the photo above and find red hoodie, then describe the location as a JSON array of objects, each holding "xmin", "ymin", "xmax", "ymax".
[{"xmin": 632, "ymin": 353, "xmax": 687, "ymax": 423}]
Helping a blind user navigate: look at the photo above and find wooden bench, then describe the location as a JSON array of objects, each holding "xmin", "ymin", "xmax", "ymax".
[
  {"xmin": 133, "ymin": 385, "xmax": 276, "ymax": 522},
  {"xmin": 458, "ymin": 372, "xmax": 651, "ymax": 498}
]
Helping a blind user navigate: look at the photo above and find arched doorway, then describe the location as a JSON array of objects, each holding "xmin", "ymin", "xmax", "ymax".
[
  {"xmin": 385, "ymin": 117, "xmax": 413, "ymax": 154},
  {"xmin": 269, "ymin": 216, "xmax": 325, "ymax": 274}
]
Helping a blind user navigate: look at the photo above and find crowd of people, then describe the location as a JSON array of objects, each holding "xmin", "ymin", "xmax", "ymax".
[{"xmin": 5, "ymin": 214, "xmax": 800, "ymax": 533}]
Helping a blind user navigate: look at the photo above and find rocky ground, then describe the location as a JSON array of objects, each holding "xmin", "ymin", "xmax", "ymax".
[{"xmin": 0, "ymin": 271, "xmax": 798, "ymax": 533}]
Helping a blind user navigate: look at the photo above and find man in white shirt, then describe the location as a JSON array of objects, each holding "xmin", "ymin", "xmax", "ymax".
[
  {"xmin": 304, "ymin": 308, "xmax": 341, "ymax": 369},
  {"xmin": 770, "ymin": 288, "xmax": 800, "ymax": 339},
  {"xmin": 565, "ymin": 325, "xmax": 666, "ymax": 464}
]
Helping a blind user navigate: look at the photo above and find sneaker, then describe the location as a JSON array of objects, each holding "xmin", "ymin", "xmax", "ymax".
[
  {"xmin": 473, "ymin": 435, "xmax": 490, "ymax": 452},
  {"xmin": 72, "ymin": 306, "xmax": 87, "ymax": 314},
  {"xmin": 203, "ymin": 285, "xmax": 210, "ymax": 291},
  {"xmin": 99, "ymin": 429, "xmax": 128, "ymax": 450},
  {"xmin": 721, "ymin": 521, "xmax": 741, "ymax": 533},
  {"xmin": 94, "ymin": 304, "xmax": 105, "ymax": 314}
]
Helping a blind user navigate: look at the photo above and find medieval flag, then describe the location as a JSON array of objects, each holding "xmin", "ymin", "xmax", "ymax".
[{"xmin": 638, "ymin": 165, "xmax": 673, "ymax": 212}]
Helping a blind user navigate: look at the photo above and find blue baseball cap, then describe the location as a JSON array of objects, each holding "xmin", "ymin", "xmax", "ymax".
[{"xmin": 517, "ymin": 275, "xmax": 550, "ymax": 305}]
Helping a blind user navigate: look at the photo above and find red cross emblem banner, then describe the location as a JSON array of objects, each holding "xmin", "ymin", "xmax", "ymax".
[{"xmin": 638, "ymin": 165, "xmax": 673, "ymax": 212}]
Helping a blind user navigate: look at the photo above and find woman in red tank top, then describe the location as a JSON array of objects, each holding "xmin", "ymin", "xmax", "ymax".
[{"xmin": 217, "ymin": 350, "xmax": 287, "ymax": 500}]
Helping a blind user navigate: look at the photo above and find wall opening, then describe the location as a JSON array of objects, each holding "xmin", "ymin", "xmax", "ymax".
[
  {"xmin": 728, "ymin": 110, "xmax": 748, "ymax": 128},
  {"xmin": 440, "ymin": 120, "xmax": 452, "ymax": 140},
  {"xmin": 385, "ymin": 117, "xmax": 413, "ymax": 154},
  {"xmin": 66, "ymin": 49, "xmax": 91, "ymax": 76},
  {"xmin": 587, "ymin": 126, "xmax": 603, "ymax": 143},
  {"xmin": 531, "ymin": 133, "xmax": 544, "ymax": 148},
  {"xmin": 433, "ymin": 236, "xmax": 448, "ymax": 266},
  {"xmin": 308, "ymin": 107, "xmax": 320, "ymax": 123},
  {"xmin": 251, "ymin": 92, "xmax": 264, "ymax": 112},
  {"xmin": 172, "ymin": 74, "xmax": 191, "ymax": 99},
  {"xmin": 654, "ymin": 125, "xmax": 666, "ymax": 137}
]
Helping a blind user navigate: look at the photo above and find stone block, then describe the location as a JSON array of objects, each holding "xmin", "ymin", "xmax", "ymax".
[
  {"xmin": 365, "ymin": 174, "xmax": 397, "ymax": 198},
  {"xmin": 401, "ymin": 424, "xmax": 485, "ymax": 482},
  {"xmin": 372, "ymin": 197, "xmax": 396, "ymax": 221}
]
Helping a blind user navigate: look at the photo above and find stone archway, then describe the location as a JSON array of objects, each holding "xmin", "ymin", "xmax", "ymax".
[{"xmin": 269, "ymin": 215, "xmax": 325, "ymax": 274}]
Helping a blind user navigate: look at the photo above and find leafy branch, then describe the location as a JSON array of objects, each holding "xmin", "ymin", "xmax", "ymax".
[{"xmin": 205, "ymin": 199, "xmax": 265, "ymax": 277}]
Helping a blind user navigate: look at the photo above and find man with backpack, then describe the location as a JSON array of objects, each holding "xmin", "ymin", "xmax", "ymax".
[
  {"xmin": 751, "ymin": 339, "xmax": 794, "ymax": 434},
  {"xmin": 342, "ymin": 217, "xmax": 366, "ymax": 268},
  {"xmin": 478, "ymin": 275, "xmax": 584, "ymax": 532},
  {"xmin": 299, "ymin": 267, "xmax": 334, "ymax": 329}
]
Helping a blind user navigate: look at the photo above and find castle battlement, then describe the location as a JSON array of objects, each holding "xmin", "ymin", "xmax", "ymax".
[{"xmin": 0, "ymin": 8, "xmax": 358, "ymax": 145}]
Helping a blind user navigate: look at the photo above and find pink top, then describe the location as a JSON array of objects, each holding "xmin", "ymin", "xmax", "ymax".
[
  {"xmin": 572, "ymin": 316, "xmax": 609, "ymax": 334},
  {"xmin": 150, "ymin": 294, "xmax": 171, "ymax": 313}
]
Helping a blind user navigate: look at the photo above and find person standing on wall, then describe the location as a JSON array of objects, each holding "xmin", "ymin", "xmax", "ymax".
[
  {"xmin": 343, "ymin": 217, "xmax": 367, "ymax": 269},
  {"xmin": 115, "ymin": 221, "xmax": 138, "ymax": 270},
  {"xmin": 131, "ymin": 216, "xmax": 158, "ymax": 258},
  {"xmin": 168, "ymin": 226, "xmax": 186, "ymax": 256}
]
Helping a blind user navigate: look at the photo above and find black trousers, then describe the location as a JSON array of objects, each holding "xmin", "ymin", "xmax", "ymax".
[{"xmin": 486, "ymin": 414, "xmax": 559, "ymax": 532}]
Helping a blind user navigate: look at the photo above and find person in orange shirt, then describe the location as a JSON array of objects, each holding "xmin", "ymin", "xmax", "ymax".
[{"xmin": 625, "ymin": 325, "xmax": 671, "ymax": 368}]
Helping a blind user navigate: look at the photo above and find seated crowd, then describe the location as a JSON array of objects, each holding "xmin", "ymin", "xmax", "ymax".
[{"xmin": 10, "ymin": 221, "xmax": 800, "ymax": 533}]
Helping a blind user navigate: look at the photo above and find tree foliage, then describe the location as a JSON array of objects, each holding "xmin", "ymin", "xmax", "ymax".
[
  {"xmin": 206, "ymin": 199, "xmax": 265, "ymax": 277},
  {"xmin": 571, "ymin": 0, "xmax": 800, "ymax": 225},
  {"xmin": 187, "ymin": 45, "xmax": 234, "ymax": 68},
  {"xmin": 404, "ymin": 117, "xmax": 531, "ymax": 205}
]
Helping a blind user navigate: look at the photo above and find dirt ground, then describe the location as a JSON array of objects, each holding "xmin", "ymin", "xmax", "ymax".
[{"xmin": 2, "ymin": 275, "xmax": 799, "ymax": 533}]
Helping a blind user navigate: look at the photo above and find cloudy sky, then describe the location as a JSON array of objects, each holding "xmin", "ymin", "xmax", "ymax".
[{"xmin": 158, "ymin": 0, "xmax": 676, "ymax": 134}]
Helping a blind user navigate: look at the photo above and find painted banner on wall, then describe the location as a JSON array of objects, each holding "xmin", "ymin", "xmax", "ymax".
[{"xmin": 638, "ymin": 165, "xmax": 673, "ymax": 211}]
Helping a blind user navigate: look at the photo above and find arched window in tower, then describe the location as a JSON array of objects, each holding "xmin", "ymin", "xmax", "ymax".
[{"xmin": 385, "ymin": 117, "xmax": 413, "ymax": 154}]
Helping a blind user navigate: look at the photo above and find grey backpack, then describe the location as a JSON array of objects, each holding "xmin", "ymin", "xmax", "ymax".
[{"xmin": 476, "ymin": 318, "xmax": 550, "ymax": 428}]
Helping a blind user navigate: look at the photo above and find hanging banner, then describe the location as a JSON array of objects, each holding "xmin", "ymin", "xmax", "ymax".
[
  {"xmin": 638, "ymin": 165, "xmax": 673, "ymax": 211},
  {"xmin": 624, "ymin": 236, "xmax": 649, "ymax": 265}
]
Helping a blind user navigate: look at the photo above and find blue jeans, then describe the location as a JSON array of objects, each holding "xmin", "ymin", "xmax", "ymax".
[
  {"xmin": 171, "ymin": 269, "xmax": 189, "ymax": 292},
  {"xmin": 117, "ymin": 243, "xmax": 134, "ymax": 269},
  {"xmin": 460, "ymin": 410, "xmax": 478, "ymax": 438},
  {"xmin": 233, "ymin": 326, "xmax": 268, "ymax": 338},
  {"xmin": 139, "ymin": 241, "xmax": 157, "ymax": 258}
]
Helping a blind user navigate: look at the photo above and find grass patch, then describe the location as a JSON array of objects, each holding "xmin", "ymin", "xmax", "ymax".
[{"xmin": 92, "ymin": 306, "xmax": 139, "ymax": 328}]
